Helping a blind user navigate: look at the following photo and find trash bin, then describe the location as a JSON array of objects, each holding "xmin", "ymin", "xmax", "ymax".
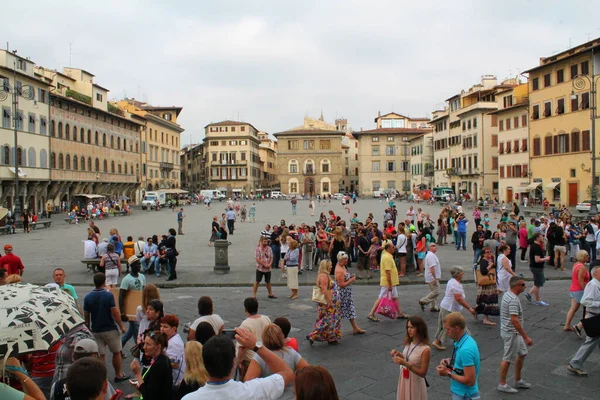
[{"xmin": 214, "ymin": 240, "xmax": 231, "ymax": 274}]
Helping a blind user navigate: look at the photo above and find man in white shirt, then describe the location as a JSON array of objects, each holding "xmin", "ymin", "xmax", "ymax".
[
  {"xmin": 419, "ymin": 243, "xmax": 441, "ymax": 312},
  {"xmin": 97, "ymin": 238, "xmax": 109, "ymax": 257},
  {"xmin": 134, "ymin": 236, "xmax": 145, "ymax": 257},
  {"xmin": 84, "ymin": 239, "xmax": 98, "ymax": 259},
  {"xmin": 182, "ymin": 328, "xmax": 293, "ymax": 399}
]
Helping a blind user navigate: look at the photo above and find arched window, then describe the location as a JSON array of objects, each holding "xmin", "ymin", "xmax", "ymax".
[
  {"xmin": 118, "ymin": 163, "xmax": 122, "ymax": 174},
  {"xmin": 65, "ymin": 124, "xmax": 70, "ymax": 140},
  {"xmin": 95, "ymin": 158, "xmax": 99, "ymax": 172},
  {"xmin": 65, "ymin": 155, "xmax": 71, "ymax": 170},
  {"xmin": 40, "ymin": 149, "xmax": 47, "ymax": 168},
  {"xmin": 117, "ymin": 137, "xmax": 121, "ymax": 150},
  {"xmin": 95, "ymin": 131, "xmax": 99, "ymax": 145},
  {"xmin": 72, "ymin": 126, "xmax": 77, "ymax": 141},
  {"xmin": 304, "ymin": 159, "xmax": 315, "ymax": 174},
  {"xmin": 50, "ymin": 152, "xmax": 56, "ymax": 169},
  {"xmin": 124, "ymin": 162, "xmax": 128, "ymax": 175},
  {"xmin": 58, "ymin": 122, "xmax": 63, "ymax": 139},
  {"xmin": 58, "ymin": 153, "xmax": 64, "ymax": 169},
  {"xmin": 50, "ymin": 120, "xmax": 56, "ymax": 137},
  {"xmin": 87, "ymin": 130, "xmax": 91, "ymax": 144},
  {"xmin": 103, "ymin": 133, "xmax": 107, "ymax": 147},
  {"xmin": 544, "ymin": 133, "xmax": 553, "ymax": 155},
  {"xmin": 16, "ymin": 147, "xmax": 23, "ymax": 166},
  {"xmin": 80, "ymin": 156, "xmax": 85, "ymax": 171},
  {"xmin": 288, "ymin": 160, "xmax": 298, "ymax": 174},
  {"xmin": 110, "ymin": 136, "xmax": 114, "ymax": 149},
  {"xmin": 87, "ymin": 157, "xmax": 92, "ymax": 171},
  {"xmin": 28, "ymin": 147, "xmax": 36, "ymax": 167},
  {"xmin": 73, "ymin": 155, "xmax": 78, "ymax": 170},
  {"xmin": 80, "ymin": 128, "xmax": 85, "ymax": 142},
  {"xmin": 103, "ymin": 160, "xmax": 108, "ymax": 173},
  {"xmin": 2, "ymin": 145, "xmax": 9, "ymax": 165},
  {"xmin": 111, "ymin": 160, "xmax": 115, "ymax": 173},
  {"xmin": 124, "ymin": 139, "xmax": 127, "ymax": 150}
]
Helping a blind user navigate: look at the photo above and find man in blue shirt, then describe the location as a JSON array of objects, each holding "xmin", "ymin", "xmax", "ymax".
[
  {"xmin": 177, "ymin": 207, "xmax": 185, "ymax": 235},
  {"xmin": 83, "ymin": 273, "xmax": 129, "ymax": 383},
  {"xmin": 436, "ymin": 312, "xmax": 480, "ymax": 400},
  {"xmin": 456, "ymin": 214, "xmax": 468, "ymax": 251},
  {"xmin": 226, "ymin": 207, "xmax": 236, "ymax": 235}
]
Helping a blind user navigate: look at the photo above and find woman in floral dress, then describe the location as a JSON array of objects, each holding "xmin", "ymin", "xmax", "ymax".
[
  {"xmin": 307, "ymin": 260, "xmax": 342, "ymax": 345},
  {"xmin": 335, "ymin": 252, "xmax": 365, "ymax": 335}
]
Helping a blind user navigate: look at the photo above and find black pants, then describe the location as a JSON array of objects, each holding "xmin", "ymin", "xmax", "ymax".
[
  {"xmin": 227, "ymin": 219, "xmax": 235, "ymax": 234},
  {"xmin": 508, "ymin": 243, "xmax": 517, "ymax": 271},
  {"xmin": 520, "ymin": 247, "xmax": 527, "ymax": 261}
]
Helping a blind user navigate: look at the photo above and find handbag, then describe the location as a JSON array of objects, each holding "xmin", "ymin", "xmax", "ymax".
[
  {"xmin": 475, "ymin": 267, "xmax": 497, "ymax": 286},
  {"xmin": 130, "ymin": 342, "xmax": 142, "ymax": 359},
  {"xmin": 311, "ymin": 286, "xmax": 327, "ymax": 305},
  {"xmin": 581, "ymin": 313, "xmax": 600, "ymax": 337},
  {"xmin": 376, "ymin": 292, "xmax": 399, "ymax": 319}
]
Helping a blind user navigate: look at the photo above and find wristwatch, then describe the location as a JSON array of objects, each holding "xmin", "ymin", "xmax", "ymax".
[{"xmin": 253, "ymin": 340, "xmax": 263, "ymax": 353}]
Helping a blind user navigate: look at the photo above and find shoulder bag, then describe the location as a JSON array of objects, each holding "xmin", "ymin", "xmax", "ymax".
[
  {"xmin": 581, "ymin": 313, "xmax": 600, "ymax": 337},
  {"xmin": 312, "ymin": 286, "xmax": 327, "ymax": 305},
  {"xmin": 475, "ymin": 267, "xmax": 497, "ymax": 286}
]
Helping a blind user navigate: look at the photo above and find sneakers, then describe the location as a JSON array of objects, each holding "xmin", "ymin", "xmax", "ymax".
[
  {"xmin": 497, "ymin": 384, "xmax": 518, "ymax": 393},
  {"xmin": 524, "ymin": 293, "xmax": 532, "ymax": 303},
  {"xmin": 515, "ymin": 380, "xmax": 531, "ymax": 389},
  {"xmin": 572, "ymin": 325, "xmax": 583, "ymax": 339},
  {"xmin": 568, "ymin": 364, "xmax": 588, "ymax": 376},
  {"xmin": 418, "ymin": 301, "xmax": 426, "ymax": 312},
  {"xmin": 536, "ymin": 301, "xmax": 550, "ymax": 307}
]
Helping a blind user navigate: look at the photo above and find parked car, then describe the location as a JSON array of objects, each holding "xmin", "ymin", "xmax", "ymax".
[
  {"xmin": 286, "ymin": 193, "xmax": 300, "ymax": 200},
  {"xmin": 270, "ymin": 191, "xmax": 284, "ymax": 199},
  {"xmin": 576, "ymin": 200, "xmax": 600, "ymax": 213},
  {"xmin": 332, "ymin": 193, "xmax": 345, "ymax": 200}
]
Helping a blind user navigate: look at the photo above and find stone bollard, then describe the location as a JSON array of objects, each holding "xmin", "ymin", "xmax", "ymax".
[{"xmin": 213, "ymin": 240, "xmax": 231, "ymax": 274}]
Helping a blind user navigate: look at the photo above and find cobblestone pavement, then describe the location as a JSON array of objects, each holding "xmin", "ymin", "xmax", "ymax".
[
  {"xmin": 71, "ymin": 280, "xmax": 599, "ymax": 399},
  {"xmin": 11, "ymin": 199, "xmax": 576, "ymax": 287}
]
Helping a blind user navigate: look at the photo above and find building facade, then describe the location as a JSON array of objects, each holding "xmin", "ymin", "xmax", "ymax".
[
  {"xmin": 409, "ymin": 131, "xmax": 434, "ymax": 190},
  {"xmin": 34, "ymin": 68, "xmax": 143, "ymax": 205},
  {"xmin": 0, "ymin": 50, "xmax": 52, "ymax": 214},
  {"xmin": 180, "ymin": 143, "xmax": 207, "ymax": 193},
  {"xmin": 489, "ymin": 84, "xmax": 530, "ymax": 203},
  {"xmin": 354, "ymin": 113, "xmax": 431, "ymax": 197},
  {"xmin": 525, "ymin": 38, "xmax": 600, "ymax": 206},
  {"xmin": 258, "ymin": 132, "xmax": 278, "ymax": 191},
  {"xmin": 204, "ymin": 120, "xmax": 262, "ymax": 195},
  {"xmin": 431, "ymin": 109, "xmax": 450, "ymax": 188}
]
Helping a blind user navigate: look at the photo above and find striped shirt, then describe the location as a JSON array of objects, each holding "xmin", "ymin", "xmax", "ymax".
[
  {"xmin": 255, "ymin": 244, "xmax": 273, "ymax": 273},
  {"xmin": 500, "ymin": 291, "xmax": 522, "ymax": 334}
]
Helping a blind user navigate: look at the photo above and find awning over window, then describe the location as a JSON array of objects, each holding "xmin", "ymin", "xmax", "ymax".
[
  {"xmin": 514, "ymin": 187, "xmax": 530, "ymax": 193},
  {"xmin": 545, "ymin": 181, "xmax": 560, "ymax": 189},
  {"xmin": 527, "ymin": 182, "xmax": 541, "ymax": 190},
  {"xmin": 7, "ymin": 167, "xmax": 27, "ymax": 178}
]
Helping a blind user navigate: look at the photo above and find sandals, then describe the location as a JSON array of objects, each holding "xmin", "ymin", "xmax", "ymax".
[
  {"xmin": 482, "ymin": 320, "xmax": 497, "ymax": 326},
  {"xmin": 432, "ymin": 342, "xmax": 447, "ymax": 351},
  {"xmin": 290, "ymin": 295, "xmax": 298, "ymax": 300},
  {"xmin": 352, "ymin": 329, "xmax": 366, "ymax": 335},
  {"xmin": 396, "ymin": 313, "xmax": 409, "ymax": 319},
  {"xmin": 268, "ymin": 295, "xmax": 278, "ymax": 299},
  {"xmin": 367, "ymin": 314, "xmax": 380, "ymax": 322}
]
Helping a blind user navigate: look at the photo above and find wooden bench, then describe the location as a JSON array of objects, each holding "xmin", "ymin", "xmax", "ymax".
[
  {"xmin": 81, "ymin": 258, "xmax": 128, "ymax": 273},
  {"xmin": 32, "ymin": 220, "xmax": 53, "ymax": 230},
  {"xmin": 64, "ymin": 217, "xmax": 80, "ymax": 224},
  {"xmin": 115, "ymin": 210, "xmax": 128, "ymax": 217},
  {"xmin": 0, "ymin": 226, "xmax": 13, "ymax": 235},
  {"xmin": 522, "ymin": 209, "xmax": 546, "ymax": 218}
]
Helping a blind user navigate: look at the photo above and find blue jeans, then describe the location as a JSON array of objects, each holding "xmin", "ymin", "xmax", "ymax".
[
  {"xmin": 292, "ymin": 205, "xmax": 297, "ymax": 215},
  {"xmin": 570, "ymin": 314, "xmax": 600, "ymax": 369},
  {"xmin": 141, "ymin": 256, "xmax": 156, "ymax": 273},
  {"xmin": 452, "ymin": 392, "xmax": 480, "ymax": 400},
  {"xmin": 121, "ymin": 320, "xmax": 140, "ymax": 347},
  {"xmin": 586, "ymin": 241, "xmax": 597, "ymax": 263},
  {"xmin": 271, "ymin": 245, "xmax": 281, "ymax": 268},
  {"xmin": 473, "ymin": 248, "xmax": 482, "ymax": 264},
  {"xmin": 457, "ymin": 232, "xmax": 467, "ymax": 250}
]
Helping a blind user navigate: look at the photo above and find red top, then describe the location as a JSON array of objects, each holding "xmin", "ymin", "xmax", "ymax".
[
  {"xmin": 570, "ymin": 262, "xmax": 590, "ymax": 292},
  {"xmin": 31, "ymin": 341, "xmax": 62, "ymax": 377},
  {"xmin": 1, "ymin": 253, "xmax": 24, "ymax": 275},
  {"xmin": 286, "ymin": 337, "xmax": 299, "ymax": 351}
]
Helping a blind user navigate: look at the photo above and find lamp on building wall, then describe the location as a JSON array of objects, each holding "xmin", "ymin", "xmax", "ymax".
[
  {"xmin": 0, "ymin": 60, "xmax": 36, "ymax": 218},
  {"xmin": 572, "ymin": 57, "xmax": 600, "ymax": 215}
]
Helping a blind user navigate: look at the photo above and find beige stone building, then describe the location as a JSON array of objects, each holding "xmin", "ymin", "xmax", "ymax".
[
  {"xmin": 431, "ymin": 109, "xmax": 450, "ymax": 188},
  {"xmin": 0, "ymin": 50, "xmax": 52, "ymax": 214},
  {"xmin": 488, "ymin": 83, "xmax": 530, "ymax": 202},
  {"xmin": 203, "ymin": 120, "xmax": 262, "ymax": 195},
  {"xmin": 354, "ymin": 113, "xmax": 431, "ymax": 196},
  {"xmin": 258, "ymin": 132, "xmax": 278, "ymax": 191},
  {"xmin": 274, "ymin": 116, "xmax": 345, "ymax": 196},
  {"xmin": 180, "ymin": 142, "xmax": 207, "ymax": 193},
  {"xmin": 409, "ymin": 131, "xmax": 434, "ymax": 190},
  {"xmin": 34, "ymin": 67, "xmax": 143, "ymax": 204},
  {"xmin": 117, "ymin": 99, "xmax": 184, "ymax": 193}
]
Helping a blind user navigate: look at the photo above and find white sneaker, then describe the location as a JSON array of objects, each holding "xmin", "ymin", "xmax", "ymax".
[
  {"xmin": 497, "ymin": 384, "xmax": 518, "ymax": 393},
  {"xmin": 515, "ymin": 379, "xmax": 531, "ymax": 389}
]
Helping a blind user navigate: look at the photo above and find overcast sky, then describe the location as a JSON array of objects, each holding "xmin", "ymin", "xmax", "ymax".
[{"xmin": 3, "ymin": 1, "xmax": 599, "ymax": 145}]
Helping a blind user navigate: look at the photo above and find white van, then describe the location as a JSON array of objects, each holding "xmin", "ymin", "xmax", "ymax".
[
  {"xmin": 270, "ymin": 191, "xmax": 284, "ymax": 199},
  {"xmin": 141, "ymin": 191, "xmax": 167, "ymax": 210},
  {"xmin": 201, "ymin": 190, "xmax": 226, "ymax": 201}
]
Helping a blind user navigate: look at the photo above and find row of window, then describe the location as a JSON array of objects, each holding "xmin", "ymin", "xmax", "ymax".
[
  {"xmin": 532, "ymin": 130, "xmax": 591, "ymax": 156},
  {"xmin": 52, "ymin": 98, "xmax": 137, "ymax": 132},
  {"xmin": 148, "ymin": 145, "xmax": 179, "ymax": 164},
  {"xmin": 208, "ymin": 126, "xmax": 247, "ymax": 132},
  {"xmin": 461, "ymin": 117, "xmax": 478, "ymax": 131},
  {"xmin": 211, "ymin": 167, "xmax": 261, "ymax": 179},
  {"xmin": 451, "ymin": 155, "xmax": 478, "ymax": 170},
  {"xmin": 288, "ymin": 180, "xmax": 330, "ymax": 194},
  {"xmin": 372, "ymin": 135, "xmax": 400, "ymax": 142},
  {"xmin": 371, "ymin": 161, "xmax": 410, "ymax": 172},
  {"xmin": 148, "ymin": 128, "xmax": 179, "ymax": 148},
  {"xmin": 208, "ymin": 140, "xmax": 249, "ymax": 146},
  {"xmin": 498, "ymin": 139, "xmax": 528, "ymax": 154},
  {"xmin": 435, "ymin": 158, "xmax": 449, "ymax": 170},
  {"xmin": 372, "ymin": 180, "xmax": 411, "ymax": 191},
  {"xmin": 1, "ymin": 146, "xmax": 46, "ymax": 168},
  {"xmin": 497, "ymin": 114, "xmax": 528, "ymax": 131},
  {"xmin": 371, "ymin": 145, "xmax": 409, "ymax": 156},
  {"xmin": 49, "ymin": 153, "xmax": 136, "ymax": 175},
  {"xmin": 531, "ymin": 61, "xmax": 589, "ymax": 91},
  {"xmin": 49, "ymin": 120, "xmax": 138, "ymax": 152},
  {"xmin": 287, "ymin": 139, "xmax": 331, "ymax": 150},
  {"xmin": 288, "ymin": 159, "xmax": 331, "ymax": 174},
  {"xmin": 0, "ymin": 77, "xmax": 48, "ymax": 104},
  {"xmin": 531, "ymin": 93, "xmax": 590, "ymax": 120},
  {"xmin": 499, "ymin": 165, "xmax": 529, "ymax": 179},
  {"xmin": 149, "ymin": 169, "xmax": 178, "ymax": 180},
  {"xmin": 2, "ymin": 108, "xmax": 48, "ymax": 135}
]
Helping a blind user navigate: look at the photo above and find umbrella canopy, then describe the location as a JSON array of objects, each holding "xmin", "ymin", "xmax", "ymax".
[
  {"xmin": 0, "ymin": 283, "xmax": 84, "ymax": 357},
  {"xmin": 118, "ymin": 196, "xmax": 130, "ymax": 201}
]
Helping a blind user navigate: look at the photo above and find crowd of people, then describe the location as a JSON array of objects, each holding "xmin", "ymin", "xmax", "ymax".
[{"xmin": 67, "ymin": 199, "xmax": 133, "ymax": 222}]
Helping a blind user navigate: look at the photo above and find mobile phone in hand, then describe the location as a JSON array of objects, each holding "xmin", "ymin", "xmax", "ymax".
[{"xmin": 222, "ymin": 329, "xmax": 237, "ymax": 341}]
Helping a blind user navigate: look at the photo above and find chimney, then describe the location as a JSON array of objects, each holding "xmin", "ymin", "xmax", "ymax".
[{"xmin": 378, "ymin": 111, "xmax": 381, "ymax": 117}]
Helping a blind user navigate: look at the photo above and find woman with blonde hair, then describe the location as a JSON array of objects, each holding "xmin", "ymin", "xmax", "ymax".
[
  {"xmin": 564, "ymin": 249, "xmax": 590, "ymax": 336},
  {"xmin": 284, "ymin": 238, "xmax": 300, "ymax": 299},
  {"xmin": 245, "ymin": 324, "xmax": 309, "ymax": 396},
  {"xmin": 175, "ymin": 341, "xmax": 209, "ymax": 400},
  {"xmin": 335, "ymin": 251, "xmax": 365, "ymax": 335},
  {"xmin": 307, "ymin": 260, "xmax": 342, "ymax": 345}
]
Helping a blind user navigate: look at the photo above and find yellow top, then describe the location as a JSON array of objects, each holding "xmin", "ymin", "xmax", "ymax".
[{"xmin": 380, "ymin": 251, "xmax": 399, "ymax": 287}]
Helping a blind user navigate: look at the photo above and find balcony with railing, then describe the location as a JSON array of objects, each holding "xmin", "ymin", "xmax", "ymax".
[
  {"xmin": 456, "ymin": 168, "xmax": 480, "ymax": 176},
  {"xmin": 210, "ymin": 160, "xmax": 248, "ymax": 167},
  {"xmin": 160, "ymin": 162, "xmax": 174, "ymax": 171}
]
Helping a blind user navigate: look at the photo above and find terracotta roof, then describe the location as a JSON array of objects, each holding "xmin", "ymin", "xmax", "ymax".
[
  {"xmin": 273, "ymin": 128, "xmax": 345, "ymax": 137},
  {"xmin": 429, "ymin": 114, "xmax": 449, "ymax": 124},
  {"xmin": 204, "ymin": 120, "xmax": 258, "ymax": 131},
  {"xmin": 523, "ymin": 37, "xmax": 600, "ymax": 74},
  {"xmin": 353, "ymin": 128, "xmax": 432, "ymax": 135}
]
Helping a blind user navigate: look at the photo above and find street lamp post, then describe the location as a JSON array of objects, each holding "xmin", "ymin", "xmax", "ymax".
[
  {"xmin": 572, "ymin": 61, "xmax": 600, "ymax": 215},
  {"xmin": 0, "ymin": 60, "xmax": 35, "ymax": 218}
]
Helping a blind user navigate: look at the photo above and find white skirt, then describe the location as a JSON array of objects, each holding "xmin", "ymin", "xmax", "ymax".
[
  {"xmin": 105, "ymin": 268, "xmax": 119, "ymax": 286},
  {"xmin": 286, "ymin": 266, "xmax": 299, "ymax": 289}
]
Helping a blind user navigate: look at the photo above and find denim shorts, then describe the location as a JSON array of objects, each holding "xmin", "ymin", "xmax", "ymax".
[
  {"xmin": 417, "ymin": 252, "xmax": 426, "ymax": 259},
  {"xmin": 452, "ymin": 392, "xmax": 480, "ymax": 400},
  {"xmin": 570, "ymin": 290, "xmax": 584, "ymax": 303}
]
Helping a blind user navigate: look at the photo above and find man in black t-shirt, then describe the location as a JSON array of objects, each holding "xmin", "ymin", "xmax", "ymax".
[
  {"xmin": 526, "ymin": 232, "xmax": 551, "ymax": 306},
  {"xmin": 356, "ymin": 229, "xmax": 372, "ymax": 279}
]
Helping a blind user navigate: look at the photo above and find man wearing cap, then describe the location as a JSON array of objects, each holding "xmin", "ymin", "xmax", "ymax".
[
  {"xmin": 1, "ymin": 244, "xmax": 24, "ymax": 276},
  {"xmin": 119, "ymin": 255, "xmax": 146, "ymax": 355},
  {"xmin": 0, "ymin": 268, "xmax": 6, "ymax": 285},
  {"xmin": 50, "ymin": 338, "xmax": 118, "ymax": 400}
]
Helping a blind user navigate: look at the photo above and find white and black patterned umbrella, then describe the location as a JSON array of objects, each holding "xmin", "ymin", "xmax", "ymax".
[{"xmin": 0, "ymin": 283, "xmax": 84, "ymax": 357}]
